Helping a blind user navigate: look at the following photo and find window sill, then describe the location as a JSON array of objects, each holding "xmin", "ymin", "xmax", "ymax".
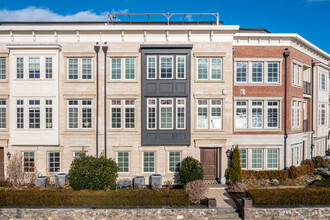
[
  {"xmin": 14, "ymin": 129, "xmax": 55, "ymax": 131},
  {"xmin": 0, "ymin": 80, "xmax": 9, "ymax": 83},
  {"xmin": 234, "ymin": 128, "xmax": 281, "ymax": 132},
  {"xmin": 194, "ymin": 80, "xmax": 225, "ymax": 83},
  {"xmin": 107, "ymin": 80, "xmax": 138, "ymax": 83},
  {"xmin": 194, "ymin": 129, "xmax": 225, "ymax": 132},
  {"xmin": 13, "ymin": 79, "xmax": 56, "ymax": 82},
  {"xmin": 64, "ymin": 80, "xmax": 95, "ymax": 83},
  {"xmin": 292, "ymin": 84, "xmax": 303, "ymax": 89},
  {"xmin": 64, "ymin": 129, "xmax": 95, "ymax": 132},
  {"xmin": 234, "ymin": 83, "xmax": 281, "ymax": 86},
  {"xmin": 108, "ymin": 129, "xmax": 138, "ymax": 132}
]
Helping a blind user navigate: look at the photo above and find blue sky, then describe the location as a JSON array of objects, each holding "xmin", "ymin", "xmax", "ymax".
[{"xmin": 0, "ymin": 0, "xmax": 329, "ymax": 53}]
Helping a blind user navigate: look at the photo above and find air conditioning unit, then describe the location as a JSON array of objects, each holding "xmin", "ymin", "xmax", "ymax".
[
  {"xmin": 35, "ymin": 176, "xmax": 50, "ymax": 187},
  {"xmin": 133, "ymin": 176, "xmax": 145, "ymax": 189},
  {"xmin": 150, "ymin": 174, "xmax": 162, "ymax": 189},
  {"xmin": 240, "ymin": 89, "xmax": 245, "ymax": 95},
  {"xmin": 55, "ymin": 173, "xmax": 68, "ymax": 188}
]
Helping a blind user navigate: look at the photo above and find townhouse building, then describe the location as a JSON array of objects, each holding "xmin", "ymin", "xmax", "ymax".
[{"xmin": 0, "ymin": 13, "xmax": 329, "ymax": 183}]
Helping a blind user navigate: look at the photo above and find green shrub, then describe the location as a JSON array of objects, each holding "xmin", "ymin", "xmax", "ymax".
[
  {"xmin": 179, "ymin": 156, "xmax": 204, "ymax": 185},
  {"xmin": 242, "ymin": 170, "xmax": 289, "ymax": 180},
  {"xmin": 289, "ymin": 165, "xmax": 310, "ymax": 179},
  {"xmin": 68, "ymin": 155, "xmax": 118, "ymax": 190},
  {"xmin": 303, "ymin": 159, "xmax": 314, "ymax": 173},
  {"xmin": 327, "ymin": 149, "xmax": 330, "ymax": 156},
  {"xmin": 247, "ymin": 188, "xmax": 330, "ymax": 205},
  {"xmin": 227, "ymin": 146, "xmax": 242, "ymax": 183},
  {"xmin": 0, "ymin": 189, "xmax": 190, "ymax": 207},
  {"xmin": 314, "ymin": 156, "xmax": 325, "ymax": 168},
  {"xmin": 325, "ymin": 159, "xmax": 330, "ymax": 165}
]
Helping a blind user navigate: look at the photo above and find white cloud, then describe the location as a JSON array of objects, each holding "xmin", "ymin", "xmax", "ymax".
[
  {"xmin": 0, "ymin": 7, "xmax": 129, "ymax": 22},
  {"xmin": 306, "ymin": 0, "xmax": 330, "ymax": 2}
]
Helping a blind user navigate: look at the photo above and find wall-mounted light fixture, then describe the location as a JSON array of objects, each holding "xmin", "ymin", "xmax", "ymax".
[{"xmin": 6, "ymin": 152, "xmax": 11, "ymax": 160}]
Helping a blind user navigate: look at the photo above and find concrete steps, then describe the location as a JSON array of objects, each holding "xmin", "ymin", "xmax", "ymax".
[{"xmin": 215, "ymin": 208, "xmax": 242, "ymax": 220}]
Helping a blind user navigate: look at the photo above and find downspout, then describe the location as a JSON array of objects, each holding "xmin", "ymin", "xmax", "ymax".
[
  {"xmin": 284, "ymin": 49, "xmax": 290, "ymax": 169},
  {"xmin": 311, "ymin": 62, "xmax": 316, "ymax": 159},
  {"xmin": 94, "ymin": 44, "xmax": 100, "ymax": 158},
  {"xmin": 102, "ymin": 44, "xmax": 108, "ymax": 158}
]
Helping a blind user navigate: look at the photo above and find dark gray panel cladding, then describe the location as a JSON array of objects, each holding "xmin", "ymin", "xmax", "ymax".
[{"xmin": 141, "ymin": 45, "xmax": 192, "ymax": 146}]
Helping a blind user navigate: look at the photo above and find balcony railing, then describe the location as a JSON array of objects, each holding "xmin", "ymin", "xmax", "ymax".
[
  {"xmin": 303, "ymin": 81, "xmax": 311, "ymax": 95},
  {"xmin": 303, "ymin": 119, "xmax": 308, "ymax": 132}
]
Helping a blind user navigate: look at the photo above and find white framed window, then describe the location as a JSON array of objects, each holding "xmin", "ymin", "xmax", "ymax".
[
  {"xmin": 267, "ymin": 62, "xmax": 279, "ymax": 83},
  {"xmin": 45, "ymin": 57, "xmax": 53, "ymax": 79},
  {"xmin": 197, "ymin": 58, "xmax": 222, "ymax": 80},
  {"xmin": 23, "ymin": 151, "xmax": 35, "ymax": 173},
  {"xmin": 251, "ymin": 101, "xmax": 263, "ymax": 128},
  {"xmin": 29, "ymin": 100, "xmax": 40, "ymax": 129},
  {"xmin": 319, "ymin": 103, "xmax": 326, "ymax": 126},
  {"xmin": 292, "ymin": 63, "xmax": 302, "ymax": 86},
  {"xmin": 168, "ymin": 151, "xmax": 181, "ymax": 173},
  {"xmin": 17, "ymin": 100, "xmax": 24, "ymax": 129},
  {"xmin": 147, "ymin": 56, "xmax": 157, "ymax": 79},
  {"xmin": 197, "ymin": 100, "xmax": 208, "ymax": 129},
  {"xmin": 197, "ymin": 58, "xmax": 208, "ymax": 80},
  {"xmin": 67, "ymin": 58, "xmax": 93, "ymax": 80},
  {"xmin": 319, "ymin": 72, "xmax": 327, "ymax": 90},
  {"xmin": 239, "ymin": 149, "xmax": 247, "ymax": 169},
  {"xmin": 291, "ymin": 101, "xmax": 295, "ymax": 128},
  {"xmin": 29, "ymin": 57, "xmax": 40, "ymax": 79},
  {"xmin": 125, "ymin": 58, "xmax": 136, "ymax": 80},
  {"xmin": 47, "ymin": 152, "xmax": 60, "ymax": 173},
  {"xmin": 292, "ymin": 145, "xmax": 302, "ymax": 166},
  {"xmin": 236, "ymin": 62, "xmax": 247, "ymax": 83},
  {"xmin": 251, "ymin": 62, "xmax": 263, "ymax": 83},
  {"xmin": 296, "ymin": 102, "xmax": 301, "ymax": 128},
  {"xmin": 266, "ymin": 101, "xmax": 279, "ymax": 128},
  {"xmin": 176, "ymin": 56, "xmax": 186, "ymax": 79},
  {"xmin": 16, "ymin": 57, "xmax": 24, "ymax": 79},
  {"xmin": 267, "ymin": 149, "xmax": 278, "ymax": 169},
  {"xmin": 147, "ymin": 99, "xmax": 157, "ymax": 130},
  {"xmin": 143, "ymin": 152, "xmax": 155, "ymax": 173},
  {"xmin": 68, "ymin": 58, "xmax": 78, "ymax": 80},
  {"xmin": 235, "ymin": 101, "xmax": 247, "ymax": 129},
  {"xmin": 73, "ymin": 151, "xmax": 81, "ymax": 159},
  {"xmin": 117, "ymin": 152, "xmax": 129, "ymax": 173},
  {"xmin": 45, "ymin": 100, "xmax": 53, "ymax": 129},
  {"xmin": 252, "ymin": 149, "xmax": 262, "ymax": 169},
  {"xmin": 211, "ymin": 99, "xmax": 222, "ymax": 129},
  {"xmin": 0, "ymin": 58, "xmax": 6, "ymax": 80},
  {"xmin": 110, "ymin": 99, "xmax": 136, "ymax": 129},
  {"xmin": 291, "ymin": 100, "xmax": 302, "ymax": 129},
  {"xmin": 68, "ymin": 100, "xmax": 79, "ymax": 129},
  {"xmin": 160, "ymin": 56, "xmax": 173, "ymax": 79},
  {"xmin": 82, "ymin": 100, "xmax": 92, "ymax": 129},
  {"xmin": 211, "ymin": 58, "xmax": 222, "ymax": 80},
  {"xmin": 111, "ymin": 58, "xmax": 121, "ymax": 80},
  {"xmin": 176, "ymin": 98, "xmax": 186, "ymax": 129},
  {"xmin": 110, "ymin": 58, "xmax": 136, "ymax": 80},
  {"xmin": 67, "ymin": 100, "xmax": 93, "ymax": 129},
  {"xmin": 0, "ymin": 100, "xmax": 6, "ymax": 129},
  {"xmin": 159, "ymin": 98, "xmax": 173, "ymax": 129},
  {"xmin": 82, "ymin": 58, "xmax": 92, "ymax": 80}
]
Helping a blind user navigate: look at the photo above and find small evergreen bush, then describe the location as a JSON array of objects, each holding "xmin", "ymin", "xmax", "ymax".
[
  {"xmin": 303, "ymin": 159, "xmax": 314, "ymax": 173},
  {"xmin": 68, "ymin": 154, "xmax": 118, "ymax": 190},
  {"xmin": 178, "ymin": 156, "xmax": 204, "ymax": 185},
  {"xmin": 314, "ymin": 156, "xmax": 325, "ymax": 168},
  {"xmin": 227, "ymin": 146, "xmax": 242, "ymax": 183}
]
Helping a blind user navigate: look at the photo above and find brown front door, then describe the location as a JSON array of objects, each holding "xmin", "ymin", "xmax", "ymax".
[
  {"xmin": 201, "ymin": 148, "xmax": 218, "ymax": 180},
  {"xmin": 0, "ymin": 148, "xmax": 4, "ymax": 180}
]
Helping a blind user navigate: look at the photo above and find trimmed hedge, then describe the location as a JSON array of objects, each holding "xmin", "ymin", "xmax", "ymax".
[
  {"xmin": 0, "ymin": 189, "xmax": 190, "ymax": 207},
  {"xmin": 247, "ymin": 188, "xmax": 330, "ymax": 205},
  {"xmin": 242, "ymin": 170, "xmax": 289, "ymax": 180},
  {"xmin": 289, "ymin": 165, "xmax": 311, "ymax": 179}
]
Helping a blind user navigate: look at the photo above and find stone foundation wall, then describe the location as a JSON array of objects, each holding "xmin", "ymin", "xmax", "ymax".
[
  {"xmin": 0, "ymin": 208, "xmax": 218, "ymax": 220},
  {"xmin": 244, "ymin": 206, "xmax": 330, "ymax": 220}
]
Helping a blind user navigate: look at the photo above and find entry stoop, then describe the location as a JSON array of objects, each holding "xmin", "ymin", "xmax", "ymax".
[{"xmin": 215, "ymin": 207, "xmax": 242, "ymax": 220}]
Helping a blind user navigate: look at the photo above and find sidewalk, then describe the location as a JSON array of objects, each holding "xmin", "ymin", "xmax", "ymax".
[{"xmin": 205, "ymin": 188, "xmax": 237, "ymax": 208}]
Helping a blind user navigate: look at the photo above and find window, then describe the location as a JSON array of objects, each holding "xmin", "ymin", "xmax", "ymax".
[
  {"xmin": 267, "ymin": 149, "xmax": 278, "ymax": 169},
  {"xmin": 0, "ymin": 100, "xmax": 6, "ymax": 129},
  {"xmin": 319, "ymin": 103, "xmax": 326, "ymax": 126},
  {"xmin": 239, "ymin": 149, "xmax": 247, "ymax": 169},
  {"xmin": 296, "ymin": 102, "xmax": 301, "ymax": 127},
  {"xmin": 73, "ymin": 152, "xmax": 81, "ymax": 159},
  {"xmin": 117, "ymin": 152, "xmax": 129, "ymax": 173},
  {"xmin": 45, "ymin": 57, "xmax": 53, "ymax": 79},
  {"xmin": 0, "ymin": 58, "xmax": 6, "ymax": 80},
  {"xmin": 23, "ymin": 152, "xmax": 35, "ymax": 172},
  {"xmin": 143, "ymin": 152, "xmax": 155, "ymax": 173},
  {"xmin": 125, "ymin": 58, "xmax": 136, "ymax": 79},
  {"xmin": 320, "ymin": 72, "xmax": 327, "ymax": 90},
  {"xmin": 124, "ymin": 100, "xmax": 135, "ymax": 128},
  {"xmin": 267, "ymin": 62, "xmax": 278, "ymax": 83},
  {"xmin": 176, "ymin": 56, "xmax": 186, "ymax": 79},
  {"xmin": 45, "ymin": 100, "xmax": 53, "ymax": 129},
  {"xmin": 47, "ymin": 152, "xmax": 60, "ymax": 173},
  {"xmin": 169, "ymin": 152, "xmax": 181, "ymax": 173},
  {"xmin": 110, "ymin": 99, "xmax": 136, "ymax": 129},
  {"xmin": 236, "ymin": 62, "xmax": 247, "ymax": 82},
  {"xmin": 251, "ymin": 62, "xmax": 263, "ymax": 82},
  {"xmin": 197, "ymin": 100, "xmax": 208, "ymax": 129},
  {"xmin": 160, "ymin": 99, "xmax": 173, "ymax": 129},
  {"xmin": 252, "ymin": 149, "xmax": 262, "ymax": 169},
  {"xmin": 17, "ymin": 100, "xmax": 24, "ymax": 129},
  {"xmin": 29, "ymin": 58, "xmax": 40, "ymax": 79},
  {"xmin": 82, "ymin": 58, "xmax": 92, "ymax": 80},
  {"xmin": 111, "ymin": 58, "xmax": 121, "ymax": 79},
  {"xmin": 82, "ymin": 100, "xmax": 92, "ymax": 128},
  {"xmin": 291, "ymin": 102, "xmax": 295, "ymax": 128},
  {"xmin": 251, "ymin": 101, "xmax": 263, "ymax": 128},
  {"xmin": 211, "ymin": 99, "xmax": 222, "ymax": 129},
  {"xmin": 292, "ymin": 63, "xmax": 302, "ymax": 86},
  {"xmin": 68, "ymin": 58, "xmax": 78, "ymax": 80},
  {"xmin": 267, "ymin": 101, "xmax": 279, "ymax": 128},
  {"xmin": 147, "ymin": 56, "xmax": 156, "ymax": 79},
  {"xmin": 176, "ymin": 99, "xmax": 186, "ymax": 129},
  {"xmin": 292, "ymin": 146, "xmax": 301, "ymax": 166},
  {"xmin": 147, "ymin": 99, "xmax": 156, "ymax": 129},
  {"xmin": 160, "ymin": 56, "xmax": 173, "ymax": 79},
  {"xmin": 68, "ymin": 100, "xmax": 79, "ymax": 129},
  {"xmin": 29, "ymin": 100, "xmax": 40, "ymax": 129},
  {"xmin": 197, "ymin": 58, "xmax": 222, "ymax": 80},
  {"xmin": 235, "ymin": 101, "xmax": 247, "ymax": 128},
  {"xmin": 17, "ymin": 57, "xmax": 24, "ymax": 79}
]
